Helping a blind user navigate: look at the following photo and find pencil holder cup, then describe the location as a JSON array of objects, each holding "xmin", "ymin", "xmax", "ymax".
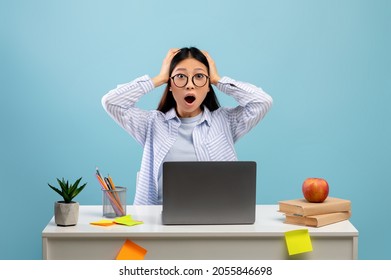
[{"xmin": 102, "ymin": 186, "xmax": 127, "ymax": 218}]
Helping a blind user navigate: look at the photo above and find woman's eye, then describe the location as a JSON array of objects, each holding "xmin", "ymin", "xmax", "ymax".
[
  {"xmin": 176, "ymin": 74, "xmax": 186, "ymax": 79},
  {"xmin": 194, "ymin": 74, "xmax": 205, "ymax": 79}
]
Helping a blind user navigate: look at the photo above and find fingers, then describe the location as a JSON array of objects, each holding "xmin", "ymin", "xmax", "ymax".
[
  {"xmin": 165, "ymin": 48, "xmax": 180, "ymax": 61},
  {"xmin": 201, "ymin": 50, "xmax": 212, "ymax": 63},
  {"xmin": 152, "ymin": 48, "xmax": 180, "ymax": 88},
  {"xmin": 202, "ymin": 50, "xmax": 220, "ymax": 85},
  {"xmin": 201, "ymin": 50, "xmax": 209, "ymax": 56},
  {"xmin": 202, "ymin": 50, "xmax": 216, "ymax": 69},
  {"xmin": 161, "ymin": 48, "xmax": 180, "ymax": 72},
  {"xmin": 170, "ymin": 48, "xmax": 181, "ymax": 53}
]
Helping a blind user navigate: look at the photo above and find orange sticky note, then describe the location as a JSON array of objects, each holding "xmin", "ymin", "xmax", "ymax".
[
  {"xmin": 90, "ymin": 219, "xmax": 115, "ymax": 226},
  {"xmin": 284, "ymin": 229, "xmax": 313, "ymax": 255},
  {"xmin": 116, "ymin": 240, "xmax": 147, "ymax": 260}
]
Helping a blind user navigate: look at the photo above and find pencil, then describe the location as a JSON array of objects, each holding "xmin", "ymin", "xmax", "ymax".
[
  {"xmin": 96, "ymin": 167, "xmax": 103, "ymax": 179},
  {"xmin": 96, "ymin": 174, "xmax": 124, "ymax": 216},
  {"xmin": 104, "ymin": 177, "xmax": 112, "ymax": 190},
  {"xmin": 108, "ymin": 175, "xmax": 123, "ymax": 210},
  {"xmin": 108, "ymin": 175, "xmax": 116, "ymax": 190}
]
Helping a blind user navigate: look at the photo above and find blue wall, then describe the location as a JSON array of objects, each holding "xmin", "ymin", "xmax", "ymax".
[{"xmin": 1, "ymin": 0, "xmax": 390, "ymax": 259}]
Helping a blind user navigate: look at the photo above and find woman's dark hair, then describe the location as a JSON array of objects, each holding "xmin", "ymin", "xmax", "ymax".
[{"xmin": 157, "ymin": 47, "xmax": 220, "ymax": 113}]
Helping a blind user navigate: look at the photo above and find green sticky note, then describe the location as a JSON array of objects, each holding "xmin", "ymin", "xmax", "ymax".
[
  {"xmin": 284, "ymin": 229, "xmax": 313, "ymax": 255},
  {"xmin": 114, "ymin": 215, "xmax": 143, "ymax": 226}
]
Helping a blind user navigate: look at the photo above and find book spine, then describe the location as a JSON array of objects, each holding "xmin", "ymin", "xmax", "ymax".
[
  {"xmin": 284, "ymin": 211, "xmax": 351, "ymax": 227},
  {"xmin": 303, "ymin": 203, "xmax": 351, "ymax": 216},
  {"xmin": 309, "ymin": 211, "xmax": 351, "ymax": 227}
]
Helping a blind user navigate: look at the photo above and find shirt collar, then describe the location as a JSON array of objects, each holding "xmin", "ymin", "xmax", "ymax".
[
  {"xmin": 200, "ymin": 106, "xmax": 212, "ymax": 127},
  {"xmin": 164, "ymin": 106, "xmax": 212, "ymax": 127},
  {"xmin": 164, "ymin": 108, "xmax": 178, "ymax": 121}
]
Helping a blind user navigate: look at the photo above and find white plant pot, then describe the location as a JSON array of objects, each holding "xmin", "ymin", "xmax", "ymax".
[{"xmin": 54, "ymin": 201, "xmax": 79, "ymax": 226}]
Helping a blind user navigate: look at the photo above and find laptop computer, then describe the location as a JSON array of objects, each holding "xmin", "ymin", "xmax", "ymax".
[{"xmin": 162, "ymin": 161, "xmax": 257, "ymax": 225}]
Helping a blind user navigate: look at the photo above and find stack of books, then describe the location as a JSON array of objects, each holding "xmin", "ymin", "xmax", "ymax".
[{"xmin": 278, "ymin": 197, "xmax": 351, "ymax": 227}]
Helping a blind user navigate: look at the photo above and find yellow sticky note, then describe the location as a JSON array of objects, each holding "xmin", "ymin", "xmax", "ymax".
[
  {"xmin": 284, "ymin": 229, "xmax": 313, "ymax": 255},
  {"xmin": 116, "ymin": 239, "xmax": 147, "ymax": 260},
  {"xmin": 114, "ymin": 215, "xmax": 143, "ymax": 226},
  {"xmin": 90, "ymin": 219, "xmax": 115, "ymax": 226}
]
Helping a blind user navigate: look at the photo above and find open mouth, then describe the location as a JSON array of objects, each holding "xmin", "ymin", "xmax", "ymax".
[{"xmin": 184, "ymin": 95, "xmax": 196, "ymax": 104}]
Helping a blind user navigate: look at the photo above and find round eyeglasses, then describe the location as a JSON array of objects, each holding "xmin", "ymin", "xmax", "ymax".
[{"xmin": 170, "ymin": 73, "xmax": 209, "ymax": 88}]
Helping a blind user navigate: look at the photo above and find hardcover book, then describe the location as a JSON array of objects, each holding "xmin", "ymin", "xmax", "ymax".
[
  {"xmin": 278, "ymin": 197, "xmax": 351, "ymax": 216},
  {"xmin": 284, "ymin": 211, "xmax": 352, "ymax": 227}
]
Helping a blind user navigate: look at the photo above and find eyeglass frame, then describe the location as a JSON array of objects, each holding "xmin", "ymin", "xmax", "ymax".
[{"xmin": 170, "ymin": 73, "xmax": 210, "ymax": 88}]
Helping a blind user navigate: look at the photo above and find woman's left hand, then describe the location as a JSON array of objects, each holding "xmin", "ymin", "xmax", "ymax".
[{"xmin": 202, "ymin": 50, "xmax": 221, "ymax": 85}]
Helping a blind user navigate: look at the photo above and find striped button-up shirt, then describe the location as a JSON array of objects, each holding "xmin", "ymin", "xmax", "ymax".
[{"xmin": 102, "ymin": 75, "xmax": 273, "ymax": 205}]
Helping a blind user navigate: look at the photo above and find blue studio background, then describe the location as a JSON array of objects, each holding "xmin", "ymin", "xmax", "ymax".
[{"xmin": 1, "ymin": 0, "xmax": 390, "ymax": 260}]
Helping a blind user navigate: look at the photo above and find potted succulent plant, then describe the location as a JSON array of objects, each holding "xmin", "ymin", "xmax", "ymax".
[{"xmin": 48, "ymin": 177, "xmax": 87, "ymax": 226}]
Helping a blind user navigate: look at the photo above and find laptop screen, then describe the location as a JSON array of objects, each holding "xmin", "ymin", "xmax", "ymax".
[{"xmin": 162, "ymin": 161, "xmax": 257, "ymax": 225}]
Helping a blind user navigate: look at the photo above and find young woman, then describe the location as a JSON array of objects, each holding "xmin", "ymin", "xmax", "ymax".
[{"xmin": 102, "ymin": 47, "xmax": 273, "ymax": 205}]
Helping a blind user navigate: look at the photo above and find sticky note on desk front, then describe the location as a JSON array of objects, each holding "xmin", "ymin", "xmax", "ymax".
[
  {"xmin": 284, "ymin": 229, "xmax": 313, "ymax": 255},
  {"xmin": 116, "ymin": 239, "xmax": 147, "ymax": 260}
]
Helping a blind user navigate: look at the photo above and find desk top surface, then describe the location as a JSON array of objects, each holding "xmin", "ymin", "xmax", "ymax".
[{"xmin": 42, "ymin": 205, "xmax": 358, "ymax": 238}]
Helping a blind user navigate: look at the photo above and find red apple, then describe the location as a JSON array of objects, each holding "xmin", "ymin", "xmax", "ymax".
[{"xmin": 302, "ymin": 178, "xmax": 329, "ymax": 203}]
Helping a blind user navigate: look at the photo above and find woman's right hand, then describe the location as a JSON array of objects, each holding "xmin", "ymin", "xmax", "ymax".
[{"xmin": 152, "ymin": 48, "xmax": 180, "ymax": 88}]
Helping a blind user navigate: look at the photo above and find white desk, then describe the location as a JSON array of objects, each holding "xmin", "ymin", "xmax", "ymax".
[{"xmin": 42, "ymin": 205, "xmax": 358, "ymax": 260}]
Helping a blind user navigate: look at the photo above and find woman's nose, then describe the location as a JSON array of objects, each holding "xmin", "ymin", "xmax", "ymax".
[{"xmin": 185, "ymin": 78, "xmax": 195, "ymax": 89}]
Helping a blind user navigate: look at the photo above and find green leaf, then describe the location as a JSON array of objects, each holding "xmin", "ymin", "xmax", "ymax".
[
  {"xmin": 57, "ymin": 178, "xmax": 68, "ymax": 193},
  {"xmin": 62, "ymin": 191, "xmax": 71, "ymax": 203},
  {"xmin": 48, "ymin": 184, "xmax": 63, "ymax": 197},
  {"xmin": 71, "ymin": 183, "xmax": 87, "ymax": 200},
  {"xmin": 49, "ymin": 177, "xmax": 87, "ymax": 203},
  {"xmin": 69, "ymin": 177, "xmax": 82, "ymax": 197}
]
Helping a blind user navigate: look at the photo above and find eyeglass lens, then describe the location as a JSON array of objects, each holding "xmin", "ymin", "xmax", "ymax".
[{"xmin": 172, "ymin": 74, "xmax": 208, "ymax": 87}]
